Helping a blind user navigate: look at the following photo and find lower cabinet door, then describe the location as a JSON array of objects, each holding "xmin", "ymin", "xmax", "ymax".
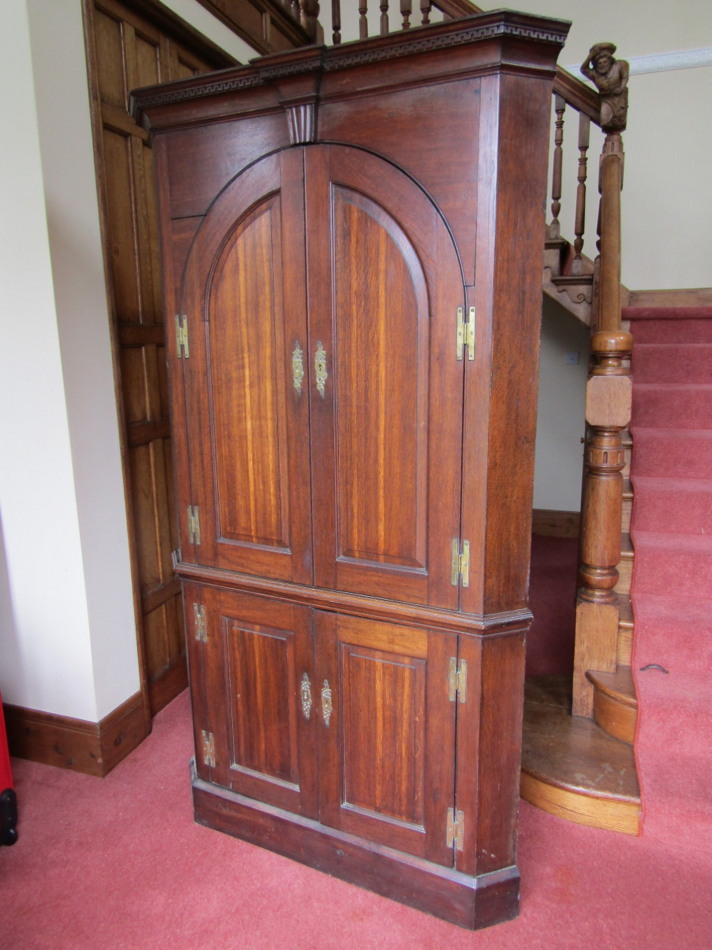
[
  {"xmin": 187, "ymin": 585, "xmax": 319, "ymax": 820},
  {"xmin": 316, "ymin": 612, "xmax": 459, "ymax": 867}
]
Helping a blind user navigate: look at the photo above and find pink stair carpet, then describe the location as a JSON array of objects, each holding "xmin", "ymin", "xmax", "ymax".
[{"xmin": 626, "ymin": 306, "xmax": 712, "ymax": 855}]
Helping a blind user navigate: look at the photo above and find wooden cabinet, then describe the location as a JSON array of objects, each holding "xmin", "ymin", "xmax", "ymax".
[{"xmin": 133, "ymin": 10, "xmax": 568, "ymax": 930}]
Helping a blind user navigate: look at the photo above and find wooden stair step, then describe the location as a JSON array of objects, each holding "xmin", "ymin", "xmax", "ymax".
[
  {"xmin": 586, "ymin": 666, "xmax": 637, "ymax": 744},
  {"xmin": 616, "ymin": 533, "xmax": 634, "ymax": 595},
  {"xmin": 521, "ymin": 675, "xmax": 641, "ymax": 835},
  {"xmin": 617, "ymin": 594, "xmax": 634, "ymax": 666},
  {"xmin": 622, "ymin": 478, "xmax": 633, "ymax": 533}
]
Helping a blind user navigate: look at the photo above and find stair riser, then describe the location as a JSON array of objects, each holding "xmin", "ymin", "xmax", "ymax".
[
  {"xmin": 592, "ymin": 689, "xmax": 637, "ymax": 745},
  {"xmin": 632, "ymin": 343, "xmax": 712, "ymax": 384},
  {"xmin": 616, "ymin": 556, "xmax": 633, "ymax": 595},
  {"xmin": 632, "ymin": 486, "xmax": 712, "ymax": 535},
  {"xmin": 617, "ymin": 624, "xmax": 633, "ymax": 666},
  {"xmin": 632, "ymin": 431, "xmax": 712, "ymax": 479},
  {"xmin": 632, "ymin": 386, "xmax": 712, "ymax": 429},
  {"xmin": 622, "ymin": 494, "xmax": 633, "ymax": 533},
  {"xmin": 630, "ymin": 319, "xmax": 712, "ymax": 345}
]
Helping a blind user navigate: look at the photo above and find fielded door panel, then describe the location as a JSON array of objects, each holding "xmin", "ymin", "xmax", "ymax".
[
  {"xmin": 305, "ymin": 146, "xmax": 466, "ymax": 609},
  {"xmin": 84, "ymin": 0, "xmax": 236, "ymax": 715},
  {"xmin": 191, "ymin": 586, "xmax": 319, "ymax": 819},
  {"xmin": 316, "ymin": 613, "xmax": 459, "ymax": 867},
  {"xmin": 179, "ymin": 150, "xmax": 313, "ymax": 585}
]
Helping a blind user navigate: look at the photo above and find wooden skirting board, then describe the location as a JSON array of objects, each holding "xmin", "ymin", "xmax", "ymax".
[
  {"xmin": 532, "ymin": 509, "xmax": 580, "ymax": 538},
  {"xmin": 4, "ymin": 691, "xmax": 149, "ymax": 778}
]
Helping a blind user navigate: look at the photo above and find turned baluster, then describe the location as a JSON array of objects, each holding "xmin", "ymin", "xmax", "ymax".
[
  {"xmin": 420, "ymin": 0, "xmax": 431, "ymax": 27},
  {"xmin": 298, "ymin": 0, "xmax": 320, "ymax": 38},
  {"xmin": 290, "ymin": 0, "xmax": 300, "ymax": 26},
  {"xmin": 400, "ymin": 0, "xmax": 412, "ymax": 29},
  {"xmin": 380, "ymin": 0, "xmax": 389, "ymax": 35},
  {"xmin": 359, "ymin": 0, "xmax": 368, "ymax": 38},
  {"xmin": 571, "ymin": 113, "xmax": 590, "ymax": 275},
  {"xmin": 331, "ymin": 0, "xmax": 341, "ymax": 43},
  {"xmin": 548, "ymin": 94, "xmax": 565, "ymax": 240}
]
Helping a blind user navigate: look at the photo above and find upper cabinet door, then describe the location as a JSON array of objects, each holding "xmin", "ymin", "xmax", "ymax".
[
  {"xmin": 178, "ymin": 150, "xmax": 313, "ymax": 584},
  {"xmin": 305, "ymin": 146, "xmax": 466, "ymax": 609}
]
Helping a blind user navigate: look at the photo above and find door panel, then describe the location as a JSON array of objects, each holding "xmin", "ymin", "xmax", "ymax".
[
  {"xmin": 305, "ymin": 146, "xmax": 465, "ymax": 609},
  {"xmin": 317, "ymin": 613, "xmax": 457, "ymax": 866},
  {"xmin": 196, "ymin": 587, "xmax": 318, "ymax": 818},
  {"xmin": 180, "ymin": 151, "xmax": 313, "ymax": 584},
  {"xmin": 332, "ymin": 187, "xmax": 428, "ymax": 572},
  {"xmin": 84, "ymin": 0, "xmax": 235, "ymax": 714}
]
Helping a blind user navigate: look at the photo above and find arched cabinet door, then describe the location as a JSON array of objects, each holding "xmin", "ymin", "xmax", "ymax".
[
  {"xmin": 305, "ymin": 146, "xmax": 466, "ymax": 610},
  {"xmin": 177, "ymin": 145, "xmax": 465, "ymax": 608},
  {"xmin": 177, "ymin": 150, "xmax": 313, "ymax": 585}
]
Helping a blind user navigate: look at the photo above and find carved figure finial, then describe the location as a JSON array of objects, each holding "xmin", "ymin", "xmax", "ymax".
[{"xmin": 581, "ymin": 42, "xmax": 629, "ymax": 133}]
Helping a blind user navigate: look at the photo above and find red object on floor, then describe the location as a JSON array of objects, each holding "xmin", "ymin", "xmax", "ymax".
[{"xmin": 1, "ymin": 691, "xmax": 19, "ymax": 845}]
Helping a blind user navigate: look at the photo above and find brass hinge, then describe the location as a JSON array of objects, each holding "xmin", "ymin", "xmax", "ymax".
[
  {"xmin": 446, "ymin": 807, "xmax": 465, "ymax": 851},
  {"xmin": 193, "ymin": 603, "xmax": 207, "ymax": 643},
  {"xmin": 175, "ymin": 314, "xmax": 190, "ymax": 358},
  {"xmin": 201, "ymin": 730, "xmax": 216, "ymax": 768},
  {"xmin": 187, "ymin": 505, "xmax": 201, "ymax": 545},
  {"xmin": 456, "ymin": 306, "xmax": 475, "ymax": 361},
  {"xmin": 450, "ymin": 539, "xmax": 470, "ymax": 588},
  {"xmin": 448, "ymin": 657, "xmax": 468, "ymax": 703}
]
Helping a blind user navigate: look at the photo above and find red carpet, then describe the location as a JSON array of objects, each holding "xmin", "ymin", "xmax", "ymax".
[
  {"xmin": 525, "ymin": 535, "xmax": 578, "ymax": 677},
  {"xmin": 3, "ymin": 688, "xmax": 712, "ymax": 949},
  {"xmin": 627, "ymin": 306, "xmax": 712, "ymax": 854}
]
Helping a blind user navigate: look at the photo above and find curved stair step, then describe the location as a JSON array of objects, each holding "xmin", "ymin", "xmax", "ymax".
[
  {"xmin": 521, "ymin": 675, "xmax": 641, "ymax": 835},
  {"xmin": 586, "ymin": 666, "xmax": 637, "ymax": 744}
]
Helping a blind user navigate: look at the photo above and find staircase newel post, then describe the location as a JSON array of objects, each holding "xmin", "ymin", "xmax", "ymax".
[
  {"xmin": 573, "ymin": 329, "xmax": 632, "ymax": 717},
  {"xmin": 572, "ymin": 43, "xmax": 630, "ymax": 719}
]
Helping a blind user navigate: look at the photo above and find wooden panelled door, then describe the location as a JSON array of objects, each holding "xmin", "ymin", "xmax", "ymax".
[
  {"xmin": 185, "ymin": 584, "xmax": 459, "ymax": 867},
  {"xmin": 82, "ymin": 0, "xmax": 236, "ymax": 715},
  {"xmin": 177, "ymin": 145, "xmax": 466, "ymax": 608}
]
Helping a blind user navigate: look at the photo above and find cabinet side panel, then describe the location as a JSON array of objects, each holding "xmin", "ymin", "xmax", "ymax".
[
  {"xmin": 474, "ymin": 632, "xmax": 526, "ymax": 876},
  {"xmin": 463, "ymin": 71, "xmax": 553, "ymax": 616}
]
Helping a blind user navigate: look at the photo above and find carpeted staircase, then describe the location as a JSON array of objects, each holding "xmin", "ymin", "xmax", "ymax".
[{"xmin": 627, "ymin": 306, "xmax": 712, "ymax": 854}]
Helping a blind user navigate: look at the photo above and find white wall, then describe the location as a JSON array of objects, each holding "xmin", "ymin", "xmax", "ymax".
[
  {"xmin": 0, "ymin": 0, "xmax": 258, "ymax": 722},
  {"xmin": 533, "ymin": 301, "xmax": 589, "ymax": 511}
]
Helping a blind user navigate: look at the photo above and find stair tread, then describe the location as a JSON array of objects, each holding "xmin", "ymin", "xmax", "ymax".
[
  {"xmin": 522, "ymin": 676, "xmax": 640, "ymax": 802},
  {"xmin": 586, "ymin": 667, "xmax": 637, "ymax": 709}
]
